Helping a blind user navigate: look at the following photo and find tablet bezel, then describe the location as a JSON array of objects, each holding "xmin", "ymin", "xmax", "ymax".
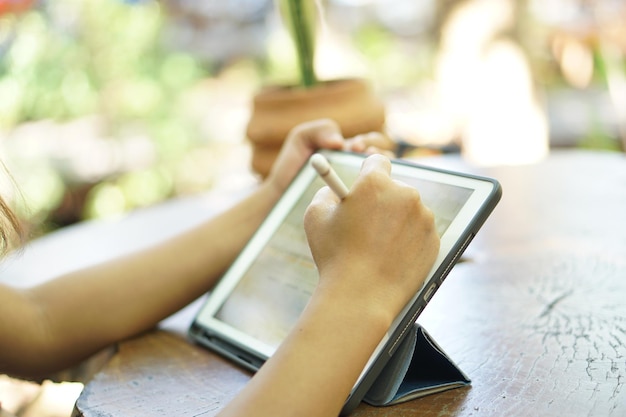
[{"xmin": 190, "ymin": 150, "xmax": 501, "ymax": 412}]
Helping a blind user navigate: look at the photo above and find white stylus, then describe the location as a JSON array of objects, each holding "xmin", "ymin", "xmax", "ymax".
[{"xmin": 310, "ymin": 153, "xmax": 349, "ymax": 199}]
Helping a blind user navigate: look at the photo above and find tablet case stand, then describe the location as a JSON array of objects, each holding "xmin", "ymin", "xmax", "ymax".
[{"xmin": 363, "ymin": 322, "xmax": 471, "ymax": 406}]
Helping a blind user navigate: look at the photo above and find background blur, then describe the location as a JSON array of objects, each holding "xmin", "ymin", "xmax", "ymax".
[{"xmin": 0, "ymin": 0, "xmax": 624, "ymax": 238}]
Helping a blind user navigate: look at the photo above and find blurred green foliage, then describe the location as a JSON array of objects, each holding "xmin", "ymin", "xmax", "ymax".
[
  {"xmin": 1, "ymin": 0, "xmax": 622, "ymax": 238},
  {"xmin": 0, "ymin": 0, "xmax": 211, "ymax": 234},
  {"xmin": 1, "ymin": 0, "xmax": 203, "ymax": 126}
]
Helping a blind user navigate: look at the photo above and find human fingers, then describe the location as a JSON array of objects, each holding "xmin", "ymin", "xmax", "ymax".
[
  {"xmin": 364, "ymin": 146, "xmax": 395, "ymax": 159},
  {"xmin": 304, "ymin": 186, "xmax": 342, "ymax": 266},
  {"xmin": 343, "ymin": 132, "xmax": 395, "ymax": 153},
  {"xmin": 358, "ymin": 153, "xmax": 392, "ymax": 178},
  {"xmin": 308, "ymin": 183, "xmax": 341, "ymax": 208},
  {"xmin": 267, "ymin": 119, "xmax": 344, "ymax": 192},
  {"xmin": 286, "ymin": 119, "xmax": 344, "ymax": 153},
  {"xmin": 306, "ymin": 153, "xmax": 439, "ymax": 317}
]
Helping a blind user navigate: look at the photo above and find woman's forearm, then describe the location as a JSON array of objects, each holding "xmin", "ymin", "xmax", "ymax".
[
  {"xmin": 8, "ymin": 182, "xmax": 281, "ymax": 376},
  {"xmin": 218, "ymin": 280, "xmax": 393, "ymax": 417},
  {"xmin": 0, "ymin": 118, "xmax": 352, "ymax": 378}
]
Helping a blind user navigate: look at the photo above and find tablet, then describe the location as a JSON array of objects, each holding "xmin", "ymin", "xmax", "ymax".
[{"xmin": 189, "ymin": 150, "xmax": 501, "ymax": 413}]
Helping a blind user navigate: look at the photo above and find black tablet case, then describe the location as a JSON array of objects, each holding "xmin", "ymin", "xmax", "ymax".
[{"xmin": 364, "ymin": 322, "xmax": 470, "ymax": 406}]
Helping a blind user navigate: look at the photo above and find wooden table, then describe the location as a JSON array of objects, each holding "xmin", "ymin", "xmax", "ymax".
[{"xmin": 15, "ymin": 150, "xmax": 626, "ymax": 417}]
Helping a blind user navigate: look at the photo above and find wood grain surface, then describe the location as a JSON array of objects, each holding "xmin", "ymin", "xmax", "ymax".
[{"xmin": 73, "ymin": 150, "xmax": 626, "ymax": 417}]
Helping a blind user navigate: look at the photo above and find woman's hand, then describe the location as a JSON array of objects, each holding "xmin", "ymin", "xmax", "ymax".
[
  {"xmin": 265, "ymin": 119, "xmax": 393, "ymax": 196},
  {"xmin": 218, "ymin": 153, "xmax": 440, "ymax": 417},
  {"xmin": 304, "ymin": 153, "xmax": 440, "ymax": 319}
]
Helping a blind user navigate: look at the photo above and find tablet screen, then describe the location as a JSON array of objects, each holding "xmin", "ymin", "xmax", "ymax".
[{"xmin": 212, "ymin": 160, "xmax": 474, "ymax": 352}]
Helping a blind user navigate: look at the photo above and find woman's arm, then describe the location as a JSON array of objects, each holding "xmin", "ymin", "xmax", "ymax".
[
  {"xmin": 0, "ymin": 119, "xmax": 353, "ymax": 378},
  {"xmin": 218, "ymin": 155, "xmax": 440, "ymax": 417},
  {"xmin": 0, "ymin": 180, "xmax": 282, "ymax": 377}
]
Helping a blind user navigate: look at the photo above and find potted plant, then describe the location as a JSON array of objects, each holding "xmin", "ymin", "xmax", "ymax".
[{"xmin": 246, "ymin": 0, "xmax": 389, "ymax": 177}]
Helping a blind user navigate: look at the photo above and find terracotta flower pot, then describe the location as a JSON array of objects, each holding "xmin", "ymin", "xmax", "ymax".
[
  {"xmin": 0, "ymin": 0, "xmax": 34, "ymax": 15},
  {"xmin": 246, "ymin": 78, "xmax": 386, "ymax": 177}
]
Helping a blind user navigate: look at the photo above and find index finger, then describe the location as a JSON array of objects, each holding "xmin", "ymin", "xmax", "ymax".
[
  {"xmin": 359, "ymin": 154, "xmax": 392, "ymax": 177},
  {"xmin": 288, "ymin": 119, "xmax": 344, "ymax": 151}
]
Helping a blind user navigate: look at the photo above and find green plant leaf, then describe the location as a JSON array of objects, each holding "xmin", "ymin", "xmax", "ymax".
[{"xmin": 277, "ymin": 0, "xmax": 317, "ymax": 87}]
